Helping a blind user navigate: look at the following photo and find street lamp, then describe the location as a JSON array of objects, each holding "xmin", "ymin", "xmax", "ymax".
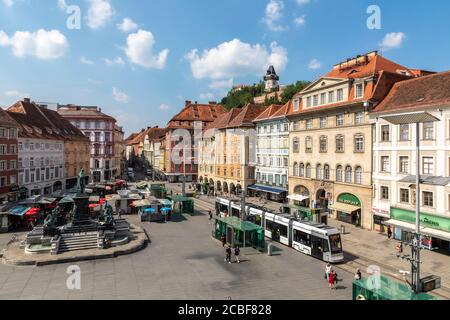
[{"xmin": 381, "ymin": 111, "xmax": 440, "ymax": 294}]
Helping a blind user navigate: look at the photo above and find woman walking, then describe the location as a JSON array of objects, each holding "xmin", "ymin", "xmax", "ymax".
[
  {"xmin": 234, "ymin": 246, "xmax": 241, "ymax": 264},
  {"xmin": 328, "ymin": 270, "xmax": 335, "ymax": 290}
]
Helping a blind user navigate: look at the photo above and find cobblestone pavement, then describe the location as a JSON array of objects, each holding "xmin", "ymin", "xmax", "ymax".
[{"xmin": 0, "ymin": 194, "xmax": 352, "ymax": 300}]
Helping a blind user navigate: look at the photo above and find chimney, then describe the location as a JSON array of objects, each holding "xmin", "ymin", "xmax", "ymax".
[
  {"xmin": 24, "ymin": 98, "xmax": 31, "ymax": 103},
  {"xmin": 185, "ymin": 100, "xmax": 192, "ymax": 107}
]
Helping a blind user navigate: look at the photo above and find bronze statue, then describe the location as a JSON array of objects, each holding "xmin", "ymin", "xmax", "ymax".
[
  {"xmin": 99, "ymin": 203, "xmax": 115, "ymax": 229},
  {"xmin": 77, "ymin": 169, "xmax": 86, "ymax": 196}
]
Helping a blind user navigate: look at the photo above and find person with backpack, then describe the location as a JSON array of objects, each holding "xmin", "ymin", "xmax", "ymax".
[{"xmin": 234, "ymin": 246, "xmax": 241, "ymax": 264}]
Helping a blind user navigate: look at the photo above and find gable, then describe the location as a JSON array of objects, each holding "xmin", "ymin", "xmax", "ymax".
[{"xmin": 302, "ymin": 77, "xmax": 348, "ymax": 94}]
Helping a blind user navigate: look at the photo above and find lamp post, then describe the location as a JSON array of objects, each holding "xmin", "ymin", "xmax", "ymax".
[{"xmin": 381, "ymin": 111, "xmax": 440, "ymax": 294}]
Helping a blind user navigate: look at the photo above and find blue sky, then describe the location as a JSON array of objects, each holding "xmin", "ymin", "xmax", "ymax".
[{"xmin": 1, "ymin": 0, "xmax": 450, "ymax": 136}]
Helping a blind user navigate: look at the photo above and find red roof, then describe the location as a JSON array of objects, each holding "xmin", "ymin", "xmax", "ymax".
[
  {"xmin": 372, "ymin": 70, "xmax": 450, "ymax": 114},
  {"xmin": 166, "ymin": 102, "xmax": 227, "ymax": 129},
  {"xmin": 227, "ymin": 104, "xmax": 267, "ymax": 128},
  {"xmin": 254, "ymin": 104, "xmax": 286, "ymax": 122}
]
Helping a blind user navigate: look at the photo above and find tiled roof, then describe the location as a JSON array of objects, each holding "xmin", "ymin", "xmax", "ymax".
[
  {"xmin": 227, "ymin": 104, "xmax": 267, "ymax": 128},
  {"xmin": 57, "ymin": 105, "xmax": 116, "ymax": 122},
  {"xmin": 253, "ymin": 104, "xmax": 285, "ymax": 122},
  {"xmin": 372, "ymin": 70, "xmax": 450, "ymax": 114},
  {"xmin": 7, "ymin": 100, "xmax": 88, "ymax": 141},
  {"xmin": 206, "ymin": 108, "xmax": 243, "ymax": 130},
  {"xmin": 166, "ymin": 102, "xmax": 227, "ymax": 129},
  {"xmin": 0, "ymin": 108, "xmax": 19, "ymax": 127}
]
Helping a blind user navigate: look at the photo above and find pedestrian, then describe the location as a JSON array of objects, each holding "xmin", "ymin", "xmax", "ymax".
[
  {"xmin": 221, "ymin": 234, "xmax": 226, "ymax": 247},
  {"xmin": 325, "ymin": 263, "xmax": 332, "ymax": 280},
  {"xmin": 226, "ymin": 246, "xmax": 232, "ymax": 264},
  {"xmin": 234, "ymin": 245, "xmax": 240, "ymax": 264},
  {"xmin": 328, "ymin": 270, "xmax": 335, "ymax": 290},
  {"xmin": 208, "ymin": 210, "xmax": 213, "ymax": 224},
  {"xmin": 333, "ymin": 270, "xmax": 339, "ymax": 286},
  {"xmin": 355, "ymin": 269, "xmax": 362, "ymax": 281},
  {"xmin": 387, "ymin": 226, "xmax": 393, "ymax": 239}
]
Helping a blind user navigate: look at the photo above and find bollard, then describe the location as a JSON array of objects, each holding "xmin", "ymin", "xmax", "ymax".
[
  {"xmin": 341, "ymin": 225, "xmax": 346, "ymax": 235},
  {"xmin": 267, "ymin": 243, "xmax": 273, "ymax": 256}
]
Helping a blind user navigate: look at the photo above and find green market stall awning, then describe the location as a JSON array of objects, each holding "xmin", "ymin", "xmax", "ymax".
[
  {"xmin": 215, "ymin": 216, "xmax": 263, "ymax": 232},
  {"xmin": 353, "ymin": 276, "xmax": 437, "ymax": 300}
]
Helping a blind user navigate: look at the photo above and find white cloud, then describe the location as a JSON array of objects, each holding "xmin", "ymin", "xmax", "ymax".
[
  {"xmin": 296, "ymin": 0, "xmax": 310, "ymax": 5},
  {"xmin": 380, "ymin": 32, "xmax": 406, "ymax": 51},
  {"xmin": 3, "ymin": 0, "xmax": 14, "ymax": 7},
  {"xmin": 117, "ymin": 18, "xmax": 138, "ymax": 33},
  {"xmin": 4, "ymin": 90, "xmax": 30, "ymax": 99},
  {"xmin": 80, "ymin": 56, "xmax": 94, "ymax": 64},
  {"xmin": 159, "ymin": 104, "xmax": 170, "ymax": 111},
  {"xmin": 112, "ymin": 87, "xmax": 129, "ymax": 103},
  {"xmin": 57, "ymin": 0, "xmax": 67, "ymax": 10},
  {"xmin": 86, "ymin": 0, "xmax": 115, "ymax": 30},
  {"xmin": 125, "ymin": 30, "xmax": 169, "ymax": 69},
  {"xmin": 209, "ymin": 79, "xmax": 234, "ymax": 90},
  {"xmin": 0, "ymin": 29, "xmax": 68, "ymax": 60},
  {"xmin": 294, "ymin": 15, "xmax": 306, "ymax": 26},
  {"xmin": 308, "ymin": 58, "xmax": 321, "ymax": 70},
  {"xmin": 185, "ymin": 39, "xmax": 288, "ymax": 80},
  {"xmin": 104, "ymin": 57, "xmax": 125, "ymax": 66},
  {"xmin": 199, "ymin": 93, "xmax": 215, "ymax": 101},
  {"xmin": 263, "ymin": 0, "xmax": 288, "ymax": 32}
]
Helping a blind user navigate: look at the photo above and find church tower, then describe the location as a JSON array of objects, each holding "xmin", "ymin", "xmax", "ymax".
[{"xmin": 264, "ymin": 65, "xmax": 280, "ymax": 93}]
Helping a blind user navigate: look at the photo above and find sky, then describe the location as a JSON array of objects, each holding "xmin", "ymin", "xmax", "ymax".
[{"xmin": 1, "ymin": 0, "xmax": 450, "ymax": 136}]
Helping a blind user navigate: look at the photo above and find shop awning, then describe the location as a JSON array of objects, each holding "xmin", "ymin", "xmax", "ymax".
[
  {"xmin": 248, "ymin": 184, "xmax": 287, "ymax": 194},
  {"xmin": 329, "ymin": 202, "xmax": 360, "ymax": 214},
  {"xmin": 287, "ymin": 194, "xmax": 309, "ymax": 202},
  {"xmin": 385, "ymin": 219, "xmax": 450, "ymax": 241}
]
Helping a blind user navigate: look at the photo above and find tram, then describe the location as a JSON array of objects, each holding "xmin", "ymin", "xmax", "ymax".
[{"xmin": 215, "ymin": 197, "xmax": 344, "ymax": 263}]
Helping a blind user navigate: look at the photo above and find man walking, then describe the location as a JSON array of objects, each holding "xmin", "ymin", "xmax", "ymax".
[
  {"xmin": 221, "ymin": 234, "xmax": 226, "ymax": 247},
  {"xmin": 225, "ymin": 246, "xmax": 232, "ymax": 264},
  {"xmin": 208, "ymin": 210, "xmax": 213, "ymax": 225},
  {"xmin": 234, "ymin": 245, "xmax": 240, "ymax": 264},
  {"xmin": 387, "ymin": 226, "xmax": 393, "ymax": 239}
]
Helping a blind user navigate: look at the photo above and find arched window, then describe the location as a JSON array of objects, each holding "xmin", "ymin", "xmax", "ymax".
[
  {"xmin": 299, "ymin": 163, "xmax": 305, "ymax": 177},
  {"xmin": 345, "ymin": 166, "xmax": 353, "ymax": 183},
  {"xmin": 324, "ymin": 165, "xmax": 330, "ymax": 180},
  {"xmin": 316, "ymin": 164, "xmax": 323, "ymax": 180},
  {"xmin": 306, "ymin": 163, "xmax": 312, "ymax": 178},
  {"xmin": 355, "ymin": 166, "xmax": 363, "ymax": 184},
  {"xmin": 293, "ymin": 138, "xmax": 300, "ymax": 153},
  {"xmin": 293, "ymin": 162, "xmax": 299, "ymax": 176},
  {"xmin": 336, "ymin": 165, "xmax": 343, "ymax": 182}
]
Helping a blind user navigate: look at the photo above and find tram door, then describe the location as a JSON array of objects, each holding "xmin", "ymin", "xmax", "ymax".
[
  {"xmin": 311, "ymin": 236, "xmax": 324, "ymax": 259},
  {"xmin": 227, "ymin": 226, "xmax": 234, "ymax": 246}
]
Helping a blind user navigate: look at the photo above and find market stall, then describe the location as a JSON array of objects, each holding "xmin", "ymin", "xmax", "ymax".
[
  {"xmin": 167, "ymin": 195, "xmax": 194, "ymax": 216},
  {"xmin": 213, "ymin": 216, "xmax": 265, "ymax": 251}
]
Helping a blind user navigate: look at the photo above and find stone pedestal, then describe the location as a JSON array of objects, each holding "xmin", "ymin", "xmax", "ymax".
[{"xmin": 72, "ymin": 195, "xmax": 91, "ymax": 226}]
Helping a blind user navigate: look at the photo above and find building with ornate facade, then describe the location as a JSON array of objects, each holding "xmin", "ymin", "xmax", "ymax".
[
  {"xmin": 287, "ymin": 51, "xmax": 414, "ymax": 229},
  {"xmin": 0, "ymin": 108, "xmax": 19, "ymax": 203},
  {"xmin": 57, "ymin": 105, "xmax": 116, "ymax": 183},
  {"xmin": 371, "ymin": 71, "xmax": 450, "ymax": 253}
]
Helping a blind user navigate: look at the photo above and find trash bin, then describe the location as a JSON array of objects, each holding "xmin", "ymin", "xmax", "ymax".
[
  {"xmin": 267, "ymin": 243, "xmax": 273, "ymax": 256},
  {"xmin": 341, "ymin": 225, "xmax": 346, "ymax": 235}
]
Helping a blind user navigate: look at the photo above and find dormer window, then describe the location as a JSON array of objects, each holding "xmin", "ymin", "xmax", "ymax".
[
  {"xmin": 293, "ymin": 99, "xmax": 300, "ymax": 112},
  {"xmin": 306, "ymin": 97, "xmax": 311, "ymax": 107},
  {"xmin": 355, "ymin": 83, "xmax": 364, "ymax": 98},
  {"xmin": 337, "ymin": 89, "xmax": 344, "ymax": 102},
  {"xmin": 313, "ymin": 95, "xmax": 319, "ymax": 106},
  {"xmin": 320, "ymin": 93, "xmax": 327, "ymax": 105}
]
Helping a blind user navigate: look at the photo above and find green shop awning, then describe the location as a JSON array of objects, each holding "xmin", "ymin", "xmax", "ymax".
[
  {"xmin": 353, "ymin": 275, "xmax": 437, "ymax": 300},
  {"xmin": 215, "ymin": 216, "xmax": 263, "ymax": 232}
]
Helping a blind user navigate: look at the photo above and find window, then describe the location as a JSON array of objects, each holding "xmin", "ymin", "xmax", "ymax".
[
  {"xmin": 345, "ymin": 166, "xmax": 352, "ymax": 183},
  {"xmin": 319, "ymin": 136, "xmax": 328, "ymax": 153},
  {"xmin": 299, "ymin": 163, "xmax": 305, "ymax": 177},
  {"xmin": 320, "ymin": 93, "xmax": 327, "ymax": 105},
  {"xmin": 0, "ymin": 128, "xmax": 6, "ymax": 137},
  {"xmin": 0, "ymin": 145, "xmax": 6, "ymax": 155},
  {"xmin": 381, "ymin": 156, "xmax": 390, "ymax": 173},
  {"xmin": 336, "ymin": 114, "xmax": 344, "ymax": 126},
  {"xmin": 306, "ymin": 164, "xmax": 312, "ymax": 178},
  {"xmin": 381, "ymin": 125, "xmax": 390, "ymax": 142},
  {"xmin": 284, "ymin": 123, "xmax": 289, "ymax": 132},
  {"xmin": 10, "ymin": 160, "xmax": 16, "ymax": 170},
  {"xmin": 399, "ymin": 124, "xmax": 410, "ymax": 141},
  {"xmin": 355, "ymin": 83, "xmax": 364, "ymax": 98},
  {"xmin": 336, "ymin": 166, "xmax": 343, "ymax": 182},
  {"xmin": 423, "ymin": 157, "xmax": 434, "ymax": 175},
  {"xmin": 335, "ymin": 135, "xmax": 344, "ymax": 153},
  {"xmin": 355, "ymin": 167, "xmax": 363, "ymax": 185},
  {"xmin": 423, "ymin": 191, "xmax": 434, "ymax": 207},
  {"xmin": 293, "ymin": 121, "xmax": 300, "ymax": 131},
  {"xmin": 324, "ymin": 165, "xmax": 330, "ymax": 180},
  {"xmin": 283, "ymin": 158, "xmax": 288, "ymax": 167},
  {"xmin": 293, "ymin": 138, "xmax": 300, "ymax": 153},
  {"xmin": 316, "ymin": 164, "xmax": 323, "ymax": 180},
  {"xmin": 400, "ymin": 189, "xmax": 410, "ymax": 204},
  {"xmin": 337, "ymin": 89, "xmax": 344, "ymax": 101},
  {"xmin": 423, "ymin": 122, "xmax": 434, "ymax": 140},
  {"xmin": 355, "ymin": 112, "xmax": 363, "ymax": 125},
  {"xmin": 320, "ymin": 117, "xmax": 327, "ymax": 128},
  {"xmin": 293, "ymin": 99, "xmax": 300, "ymax": 112},
  {"xmin": 354, "ymin": 134, "xmax": 364, "ymax": 152},
  {"xmin": 399, "ymin": 156, "xmax": 409, "ymax": 174},
  {"xmin": 305, "ymin": 137, "xmax": 312, "ymax": 153},
  {"xmin": 328, "ymin": 91, "xmax": 334, "ymax": 103},
  {"xmin": 306, "ymin": 119, "xmax": 313, "ymax": 129},
  {"xmin": 381, "ymin": 186, "xmax": 390, "ymax": 200},
  {"xmin": 293, "ymin": 162, "xmax": 299, "ymax": 176},
  {"xmin": 0, "ymin": 161, "xmax": 6, "ymax": 170},
  {"xmin": 306, "ymin": 97, "xmax": 311, "ymax": 107},
  {"xmin": 313, "ymin": 95, "xmax": 319, "ymax": 106}
]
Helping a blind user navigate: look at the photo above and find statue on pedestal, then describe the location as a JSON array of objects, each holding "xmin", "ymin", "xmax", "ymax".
[
  {"xmin": 99, "ymin": 203, "xmax": 115, "ymax": 229},
  {"xmin": 44, "ymin": 206, "xmax": 61, "ymax": 237},
  {"xmin": 77, "ymin": 169, "xmax": 86, "ymax": 196}
]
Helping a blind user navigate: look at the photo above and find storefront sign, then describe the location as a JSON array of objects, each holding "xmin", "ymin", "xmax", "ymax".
[
  {"xmin": 337, "ymin": 193, "xmax": 361, "ymax": 207},
  {"xmin": 372, "ymin": 206, "xmax": 390, "ymax": 218},
  {"xmin": 391, "ymin": 207, "xmax": 450, "ymax": 233}
]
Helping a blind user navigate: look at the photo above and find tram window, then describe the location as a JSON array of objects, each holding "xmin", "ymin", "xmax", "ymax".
[
  {"xmin": 294, "ymin": 230, "xmax": 311, "ymax": 247},
  {"xmin": 329, "ymin": 234, "xmax": 342, "ymax": 254},
  {"xmin": 266, "ymin": 220, "xmax": 274, "ymax": 232},
  {"xmin": 278, "ymin": 224, "xmax": 288, "ymax": 238},
  {"xmin": 322, "ymin": 239, "xmax": 329, "ymax": 253}
]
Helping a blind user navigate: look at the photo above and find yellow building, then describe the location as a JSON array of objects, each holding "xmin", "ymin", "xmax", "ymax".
[{"xmin": 64, "ymin": 137, "xmax": 90, "ymax": 190}]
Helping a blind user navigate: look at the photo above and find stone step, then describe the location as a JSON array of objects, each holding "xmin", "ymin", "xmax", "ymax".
[{"xmin": 61, "ymin": 239, "xmax": 98, "ymax": 245}]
